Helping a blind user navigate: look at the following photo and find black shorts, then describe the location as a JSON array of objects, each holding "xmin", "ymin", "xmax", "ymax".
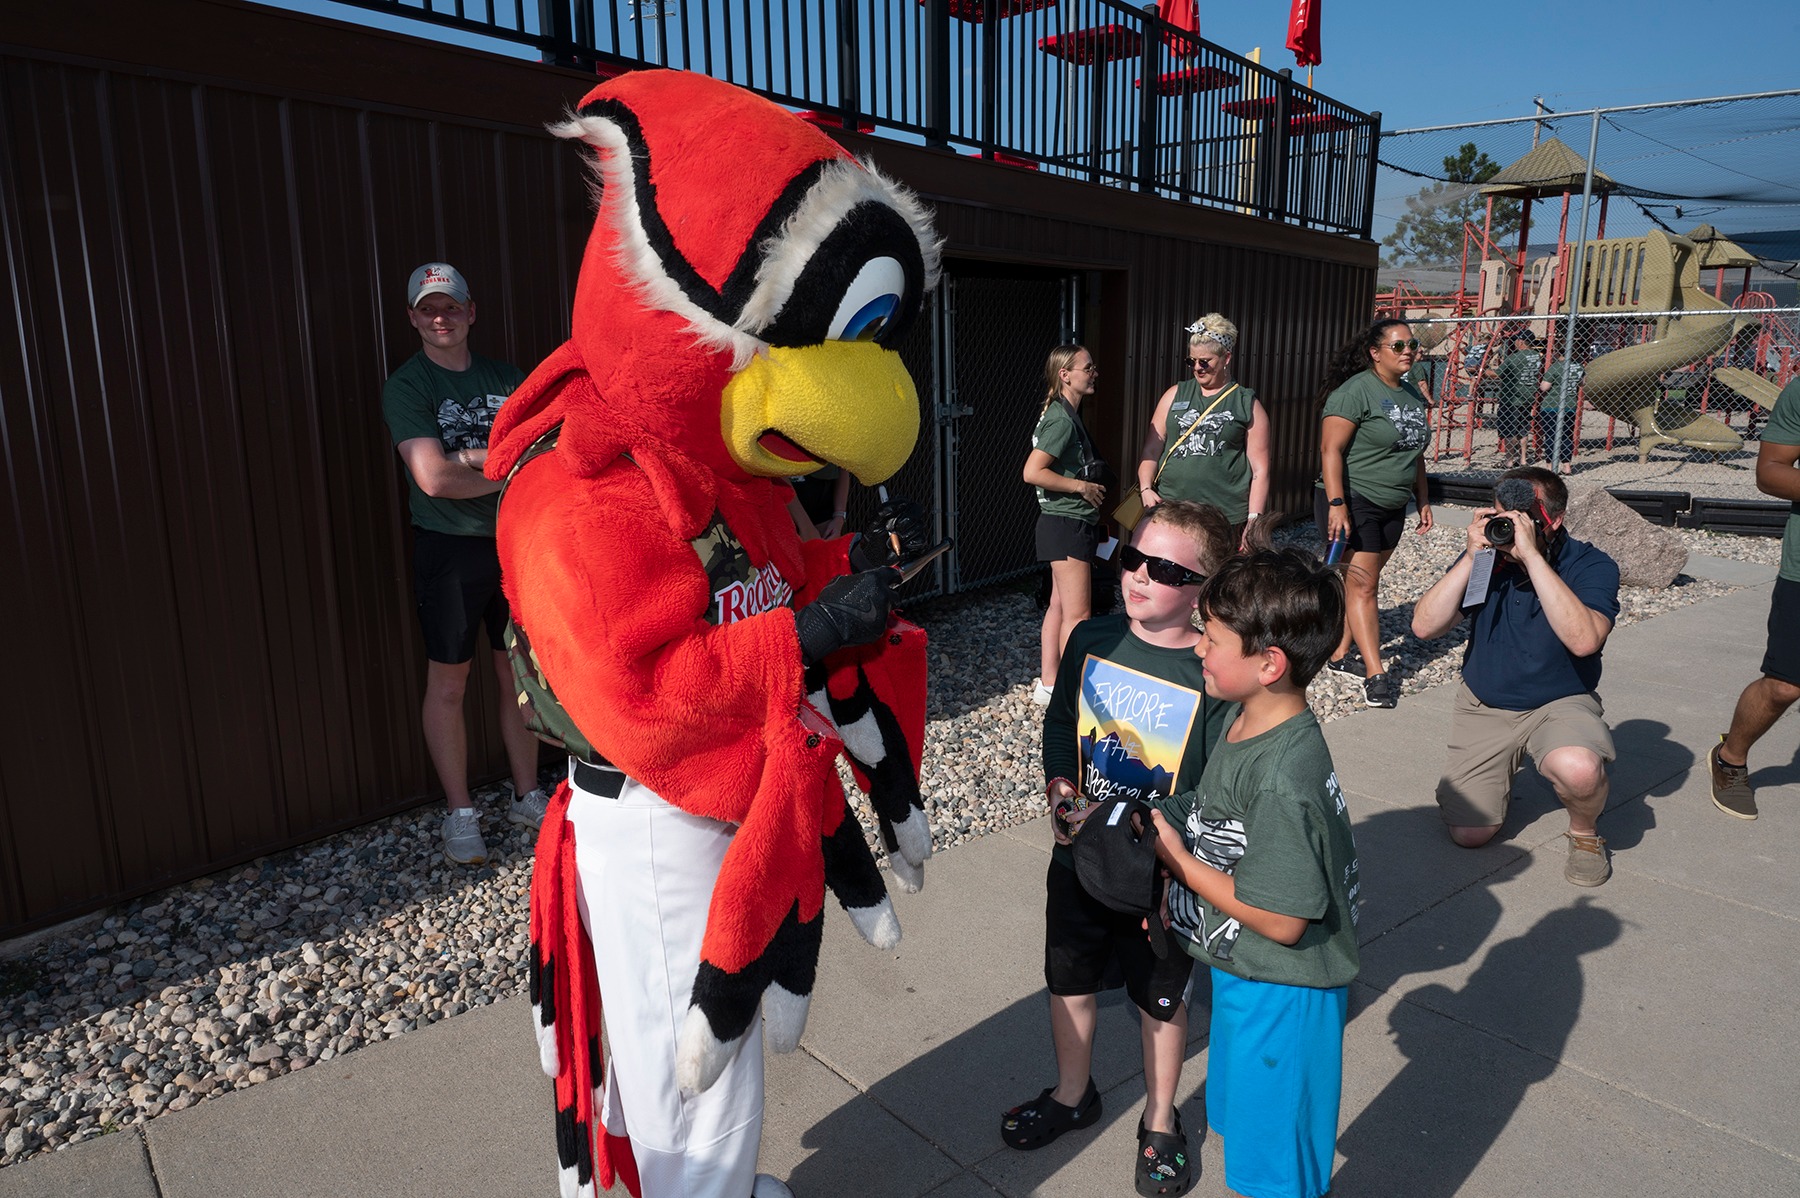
[
  {"xmin": 1314, "ymin": 488, "xmax": 1406, "ymax": 555},
  {"xmin": 1492, "ymin": 405, "xmax": 1531, "ymax": 439},
  {"xmin": 1043, "ymin": 859, "xmax": 1192, "ymax": 1022},
  {"xmin": 1036, "ymin": 513, "xmax": 1102, "ymax": 564},
  {"xmin": 413, "ymin": 529, "xmax": 510, "ymax": 664},
  {"xmin": 1763, "ymin": 576, "xmax": 1800, "ymax": 685}
]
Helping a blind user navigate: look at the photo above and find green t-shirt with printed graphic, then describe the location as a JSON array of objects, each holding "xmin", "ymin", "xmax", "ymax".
[
  {"xmin": 1031, "ymin": 399, "xmax": 1100, "ymax": 524},
  {"xmin": 1318, "ymin": 370, "xmax": 1430, "ymax": 512},
  {"xmin": 1765, "ymin": 378, "xmax": 1800, "ymax": 581},
  {"xmin": 1154, "ymin": 379, "xmax": 1258, "ymax": 524},
  {"xmin": 1166, "ymin": 708, "xmax": 1361, "ymax": 989},
  {"xmin": 1041, "ymin": 614, "xmax": 1237, "ymax": 870},
  {"xmin": 1497, "ymin": 348, "xmax": 1542, "ymax": 408},
  {"xmin": 382, "ymin": 351, "xmax": 525, "ymax": 537}
]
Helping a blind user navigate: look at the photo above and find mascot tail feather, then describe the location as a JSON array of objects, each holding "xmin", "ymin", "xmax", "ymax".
[{"xmin": 530, "ymin": 782, "xmax": 642, "ymax": 1198}]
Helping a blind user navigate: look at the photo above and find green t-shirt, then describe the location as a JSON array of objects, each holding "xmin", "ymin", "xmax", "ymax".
[
  {"xmin": 1403, "ymin": 361, "xmax": 1439, "ymax": 403},
  {"xmin": 381, "ymin": 351, "xmax": 525, "ymax": 537},
  {"xmin": 1765, "ymin": 379, "xmax": 1800, "ymax": 582},
  {"xmin": 1540, "ymin": 359, "xmax": 1584, "ymax": 413},
  {"xmin": 1166, "ymin": 708, "xmax": 1361, "ymax": 989},
  {"xmin": 1318, "ymin": 370, "xmax": 1430, "ymax": 512},
  {"xmin": 1154, "ymin": 380, "xmax": 1258, "ymax": 524},
  {"xmin": 1042, "ymin": 614, "xmax": 1237, "ymax": 870},
  {"xmin": 1497, "ymin": 348, "xmax": 1543, "ymax": 408},
  {"xmin": 1030, "ymin": 399, "xmax": 1100, "ymax": 524}
]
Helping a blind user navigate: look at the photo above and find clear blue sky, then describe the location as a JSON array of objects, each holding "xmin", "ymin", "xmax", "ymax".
[
  {"xmin": 1204, "ymin": 0, "xmax": 1800, "ymax": 129},
  {"xmin": 1193, "ymin": 0, "xmax": 1800, "ymax": 244}
]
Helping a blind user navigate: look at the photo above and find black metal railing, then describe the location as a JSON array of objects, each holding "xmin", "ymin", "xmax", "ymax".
[{"xmin": 293, "ymin": 0, "xmax": 1378, "ymax": 236}]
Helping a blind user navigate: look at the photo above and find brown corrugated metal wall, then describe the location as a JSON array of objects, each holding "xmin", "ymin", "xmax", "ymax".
[{"xmin": 0, "ymin": 0, "xmax": 1375, "ymax": 936}]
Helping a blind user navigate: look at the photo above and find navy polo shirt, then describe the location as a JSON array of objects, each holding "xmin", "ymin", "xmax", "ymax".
[{"xmin": 1460, "ymin": 536, "xmax": 1621, "ymax": 711}]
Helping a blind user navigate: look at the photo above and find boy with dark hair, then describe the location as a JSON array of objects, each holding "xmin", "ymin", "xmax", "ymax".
[
  {"xmin": 1002, "ymin": 500, "xmax": 1237, "ymax": 1197},
  {"xmin": 1151, "ymin": 549, "xmax": 1361, "ymax": 1198}
]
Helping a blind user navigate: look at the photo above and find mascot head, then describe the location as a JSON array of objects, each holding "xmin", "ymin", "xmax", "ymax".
[{"xmin": 551, "ymin": 71, "xmax": 941, "ymax": 485}]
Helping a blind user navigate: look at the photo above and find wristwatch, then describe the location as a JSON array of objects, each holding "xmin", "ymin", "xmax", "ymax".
[{"xmin": 1328, "ymin": 497, "xmax": 1346, "ymax": 507}]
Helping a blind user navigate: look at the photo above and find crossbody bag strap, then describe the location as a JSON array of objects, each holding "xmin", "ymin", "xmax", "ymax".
[{"xmin": 1151, "ymin": 383, "xmax": 1237, "ymax": 486}]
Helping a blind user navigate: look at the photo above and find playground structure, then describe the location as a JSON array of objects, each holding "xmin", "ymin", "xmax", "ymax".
[{"xmin": 1378, "ymin": 137, "xmax": 1800, "ymax": 467}]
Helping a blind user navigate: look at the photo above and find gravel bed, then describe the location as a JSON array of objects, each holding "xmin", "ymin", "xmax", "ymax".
[{"xmin": 0, "ymin": 522, "xmax": 1768, "ymax": 1166}]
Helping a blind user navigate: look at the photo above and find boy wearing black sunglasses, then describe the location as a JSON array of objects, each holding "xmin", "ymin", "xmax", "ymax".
[{"xmin": 1001, "ymin": 500, "xmax": 1237, "ymax": 1197}]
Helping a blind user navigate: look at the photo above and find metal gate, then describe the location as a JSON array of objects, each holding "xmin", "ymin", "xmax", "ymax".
[
  {"xmin": 943, "ymin": 268, "xmax": 1082, "ymax": 592},
  {"xmin": 843, "ymin": 264, "xmax": 1080, "ymax": 599}
]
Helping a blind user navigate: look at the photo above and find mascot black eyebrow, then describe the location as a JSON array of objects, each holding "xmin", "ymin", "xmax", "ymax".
[{"xmin": 486, "ymin": 70, "xmax": 941, "ymax": 1198}]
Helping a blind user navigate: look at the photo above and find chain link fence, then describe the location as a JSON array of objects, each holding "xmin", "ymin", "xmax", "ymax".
[
  {"xmin": 1374, "ymin": 91, "xmax": 1800, "ymax": 512},
  {"xmin": 1400, "ymin": 306, "xmax": 1796, "ymax": 503}
]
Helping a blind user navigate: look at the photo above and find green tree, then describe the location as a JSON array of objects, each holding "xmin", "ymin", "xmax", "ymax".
[{"xmin": 1383, "ymin": 143, "xmax": 1522, "ymax": 266}]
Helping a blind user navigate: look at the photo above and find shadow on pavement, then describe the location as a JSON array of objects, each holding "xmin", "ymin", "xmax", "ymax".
[{"xmin": 1333, "ymin": 899, "xmax": 1621, "ymax": 1197}]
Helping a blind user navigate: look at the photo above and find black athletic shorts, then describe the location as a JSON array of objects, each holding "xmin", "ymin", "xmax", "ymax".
[
  {"xmin": 413, "ymin": 529, "xmax": 511, "ymax": 664},
  {"xmin": 1036, "ymin": 512, "xmax": 1102, "ymax": 564},
  {"xmin": 1314, "ymin": 487, "xmax": 1407, "ymax": 555},
  {"xmin": 1763, "ymin": 576, "xmax": 1800, "ymax": 686},
  {"xmin": 1044, "ymin": 859, "xmax": 1192, "ymax": 1022},
  {"xmin": 1492, "ymin": 404, "xmax": 1531, "ymax": 439}
]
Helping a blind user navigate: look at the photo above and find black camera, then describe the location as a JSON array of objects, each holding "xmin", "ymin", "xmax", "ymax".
[{"xmin": 1485, "ymin": 477, "xmax": 1548, "ymax": 551}]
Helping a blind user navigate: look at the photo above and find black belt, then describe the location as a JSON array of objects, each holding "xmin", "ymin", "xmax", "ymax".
[{"xmin": 570, "ymin": 755, "xmax": 625, "ymax": 797}]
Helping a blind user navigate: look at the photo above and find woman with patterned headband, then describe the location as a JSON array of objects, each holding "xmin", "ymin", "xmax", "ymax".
[{"xmin": 1136, "ymin": 314, "xmax": 1269, "ymax": 549}]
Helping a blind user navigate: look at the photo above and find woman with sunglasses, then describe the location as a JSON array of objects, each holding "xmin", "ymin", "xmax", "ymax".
[
  {"xmin": 1316, "ymin": 318, "xmax": 1435, "ymax": 709},
  {"xmin": 1137, "ymin": 313, "xmax": 1270, "ymax": 549},
  {"xmin": 1024, "ymin": 344, "xmax": 1108, "ymax": 705}
]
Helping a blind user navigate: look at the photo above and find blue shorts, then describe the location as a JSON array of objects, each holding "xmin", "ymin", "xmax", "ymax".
[{"xmin": 1208, "ymin": 970, "xmax": 1348, "ymax": 1198}]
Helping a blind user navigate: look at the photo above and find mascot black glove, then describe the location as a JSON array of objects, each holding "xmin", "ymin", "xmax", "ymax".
[
  {"xmin": 848, "ymin": 498, "xmax": 931, "ymax": 571},
  {"xmin": 795, "ymin": 568, "xmax": 899, "ymax": 666}
]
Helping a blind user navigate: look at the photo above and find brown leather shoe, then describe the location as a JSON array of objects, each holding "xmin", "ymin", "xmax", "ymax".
[{"xmin": 1564, "ymin": 832, "xmax": 1610, "ymax": 887}]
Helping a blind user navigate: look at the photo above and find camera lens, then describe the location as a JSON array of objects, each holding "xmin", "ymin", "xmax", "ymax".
[{"xmin": 1486, "ymin": 516, "xmax": 1515, "ymax": 546}]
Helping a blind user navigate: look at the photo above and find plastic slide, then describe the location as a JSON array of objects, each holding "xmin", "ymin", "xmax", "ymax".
[
  {"xmin": 1710, "ymin": 366, "xmax": 1781, "ymax": 412},
  {"xmin": 1574, "ymin": 232, "xmax": 1743, "ymax": 460}
]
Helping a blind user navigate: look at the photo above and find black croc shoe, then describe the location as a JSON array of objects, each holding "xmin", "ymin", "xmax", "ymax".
[
  {"xmin": 1000, "ymin": 1078, "xmax": 1102, "ymax": 1150},
  {"xmin": 1136, "ymin": 1111, "xmax": 1194, "ymax": 1196}
]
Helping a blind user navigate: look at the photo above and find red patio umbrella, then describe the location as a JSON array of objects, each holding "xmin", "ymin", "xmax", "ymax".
[{"xmin": 1287, "ymin": 0, "xmax": 1322, "ymax": 68}]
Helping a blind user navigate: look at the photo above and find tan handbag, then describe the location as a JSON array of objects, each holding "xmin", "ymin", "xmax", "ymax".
[{"xmin": 1111, "ymin": 385, "xmax": 1236, "ymax": 530}]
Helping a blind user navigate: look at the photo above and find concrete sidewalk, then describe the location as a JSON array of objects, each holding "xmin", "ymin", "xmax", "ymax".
[{"xmin": 5, "ymin": 567, "xmax": 1798, "ymax": 1197}]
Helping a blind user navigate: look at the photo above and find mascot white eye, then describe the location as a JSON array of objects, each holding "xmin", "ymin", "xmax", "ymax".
[{"xmin": 827, "ymin": 257, "xmax": 906, "ymax": 342}]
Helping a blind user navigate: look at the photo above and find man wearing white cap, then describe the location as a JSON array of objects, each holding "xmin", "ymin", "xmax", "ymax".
[{"xmin": 382, "ymin": 262, "xmax": 547, "ymax": 864}]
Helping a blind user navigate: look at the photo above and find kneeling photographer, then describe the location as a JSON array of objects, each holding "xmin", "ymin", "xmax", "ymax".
[{"xmin": 1410, "ymin": 467, "xmax": 1622, "ymax": 886}]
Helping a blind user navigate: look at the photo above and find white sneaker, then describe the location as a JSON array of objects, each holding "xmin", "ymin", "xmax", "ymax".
[
  {"xmin": 442, "ymin": 807, "xmax": 488, "ymax": 865},
  {"xmin": 508, "ymin": 787, "xmax": 551, "ymax": 829},
  {"xmin": 1031, "ymin": 679, "xmax": 1055, "ymax": 706},
  {"xmin": 751, "ymin": 1176, "xmax": 793, "ymax": 1198}
]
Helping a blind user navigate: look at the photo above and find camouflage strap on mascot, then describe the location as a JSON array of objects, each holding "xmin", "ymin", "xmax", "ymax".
[{"xmin": 486, "ymin": 70, "xmax": 941, "ymax": 1198}]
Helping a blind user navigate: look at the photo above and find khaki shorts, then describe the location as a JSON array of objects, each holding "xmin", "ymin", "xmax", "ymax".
[{"xmin": 1435, "ymin": 681, "xmax": 1615, "ymax": 827}]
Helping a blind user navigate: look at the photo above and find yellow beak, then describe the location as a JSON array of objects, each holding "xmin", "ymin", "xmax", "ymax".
[{"xmin": 719, "ymin": 341, "xmax": 920, "ymax": 484}]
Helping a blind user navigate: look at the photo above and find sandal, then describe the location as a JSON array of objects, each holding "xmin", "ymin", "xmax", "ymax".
[
  {"xmin": 999, "ymin": 1078, "xmax": 1101, "ymax": 1150},
  {"xmin": 1136, "ymin": 1111, "xmax": 1194, "ymax": 1196}
]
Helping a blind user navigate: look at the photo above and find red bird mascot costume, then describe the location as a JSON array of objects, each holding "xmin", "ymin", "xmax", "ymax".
[{"xmin": 487, "ymin": 71, "xmax": 942, "ymax": 1198}]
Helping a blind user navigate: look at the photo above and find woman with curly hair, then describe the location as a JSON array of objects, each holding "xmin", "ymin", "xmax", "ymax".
[
  {"xmin": 1023, "ymin": 344, "xmax": 1107, "ymax": 705},
  {"xmin": 1136, "ymin": 313, "xmax": 1270, "ymax": 550},
  {"xmin": 1316, "ymin": 318, "xmax": 1434, "ymax": 709}
]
